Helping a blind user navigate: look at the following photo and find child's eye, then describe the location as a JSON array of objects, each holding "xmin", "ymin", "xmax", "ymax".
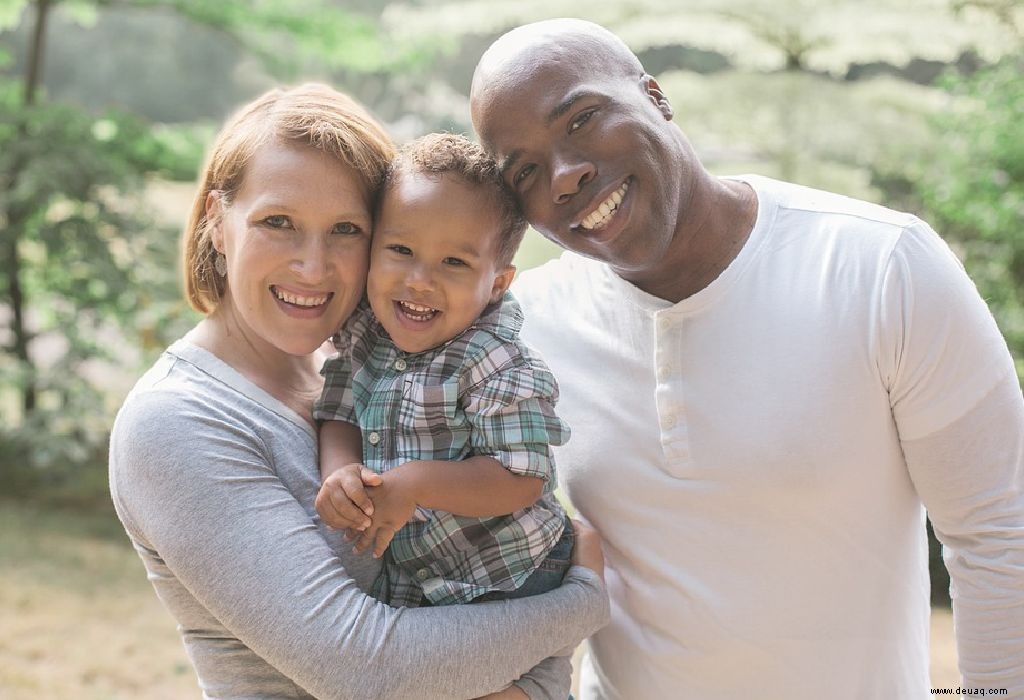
[
  {"xmin": 387, "ymin": 244, "xmax": 412, "ymax": 256},
  {"xmin": 513, "ymin": 164, "xmax": 535, "ymax": 188},
  {"xmin": 332, "ymin": 221, "xmax": 363, "ymax": 236},
  {"xmin": 443, "ymin": 257, "xmax": 468, "ymax": 267},
  {"xmin": 568, "ymin": 109, "xmax": 596, "ymax": 134},
  {"xmin": 262, "ymin": 214, "xmax": 292, "ymax": 229}
]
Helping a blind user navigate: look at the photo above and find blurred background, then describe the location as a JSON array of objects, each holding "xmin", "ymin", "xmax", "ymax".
[{"xmin": 1, "ymin": 0, "xmax": 1021, "ymax": 696}]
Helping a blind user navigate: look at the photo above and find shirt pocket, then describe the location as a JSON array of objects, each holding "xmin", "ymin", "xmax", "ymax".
[{"xmin": 396, "ymin": 378, "xmax": 466, "ymax": 459}]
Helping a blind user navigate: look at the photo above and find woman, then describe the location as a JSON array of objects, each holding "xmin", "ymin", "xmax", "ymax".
[{"xmin": 109, "ymin": 84, "xmax": 608, "ymax": 699}]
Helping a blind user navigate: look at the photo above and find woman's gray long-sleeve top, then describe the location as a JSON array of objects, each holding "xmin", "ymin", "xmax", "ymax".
[{"xmin": 109, "ymin": 339, "xmax": 609, "ymax": 699}]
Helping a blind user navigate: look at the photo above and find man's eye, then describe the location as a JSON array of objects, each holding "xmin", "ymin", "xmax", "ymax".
[
  {"xmin": 568, "ymin": 109, "xmax": 595, "ymax": 133},
  {"xmin": 387, "ymin": 244, "xmax": 412, "ymax": 255},
  {"xmin": 443, "ymin": 257, "xmax": 468, "ymax": 267},
  {"xmin": 263, "ymin": 215, "xmax": 291, "ymax": 228},
  {"xmin": 333, "ymin": 222, "xmax": 362, "ymax": 235},
  {"xmin": 513, "ymin": 164, "xmax": 535, "ymax": 187}
]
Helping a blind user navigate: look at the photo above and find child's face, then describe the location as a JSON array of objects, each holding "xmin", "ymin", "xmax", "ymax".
[{"xmin": 368, "ymin": 171, "xmax": 515, "ymax": 354}]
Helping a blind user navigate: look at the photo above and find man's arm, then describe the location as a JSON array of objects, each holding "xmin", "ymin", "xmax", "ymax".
[
  {"xmin": 903, "ymin": 376, "xmax": 1024, "ymax": 694},
  {"xmin": 881, "ymin": 221, "xmax": 1024, "ymax": 693}
]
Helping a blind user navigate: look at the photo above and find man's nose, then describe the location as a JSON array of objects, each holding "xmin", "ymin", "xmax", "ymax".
[{"xmin": 551, "ymin": 152, "xmax": 595, "ymax": 204}]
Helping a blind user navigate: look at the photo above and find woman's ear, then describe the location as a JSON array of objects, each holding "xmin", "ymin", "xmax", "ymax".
[
  {"xmin": 490, "ymin": 265, "xmax": 516, "ymax": 303},
  {"xmin": 205, "ymin": 190, "xmax": 226, "ymax": 252}
]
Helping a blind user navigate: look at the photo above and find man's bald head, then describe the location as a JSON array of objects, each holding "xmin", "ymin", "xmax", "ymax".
[{"xmin": 471, "ymin": 18, "xmax": 645, "ymax": 119}]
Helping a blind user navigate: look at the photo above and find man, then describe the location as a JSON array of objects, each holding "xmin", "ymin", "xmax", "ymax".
[{"xmin": 470, "ymin": 18, "xmax": 1024, "ymax": 700}]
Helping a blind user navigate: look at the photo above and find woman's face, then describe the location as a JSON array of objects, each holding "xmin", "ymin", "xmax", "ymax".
[{"xmin": 209, "ymin": 140, "xmax": 372, "ymax": 357}]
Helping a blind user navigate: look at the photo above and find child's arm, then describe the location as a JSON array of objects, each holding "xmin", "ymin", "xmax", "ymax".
[
  {"xmin": 350, "ymin": 457, "xmax": 543, "ymax": 558},
  {"xmin": 315, "ymin": 420, "xmax": 381, "ymax": 532},
  {"xmin": 400, "ymin": 456, "xmax": 544, "ymax": 516}
]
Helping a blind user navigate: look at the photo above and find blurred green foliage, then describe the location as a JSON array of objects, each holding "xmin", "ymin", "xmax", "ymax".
[
  {"xmin": 0, "ymin": 76, "xmax": 200, "ymax": 498},
  {"xmin": 0, "ymin": 0, "xmax": 1021, "ymax": 554},
  {"xmin": 902, "ymin": 57, "xmax": 1024, "ymax": 373},
  {"xmin": 0, "ymin": 0, "xmax": 432, "ymax": 500}
]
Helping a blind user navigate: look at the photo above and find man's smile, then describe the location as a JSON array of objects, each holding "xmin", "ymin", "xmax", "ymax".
[{"xmin": 575, "ymin": 179, "xmax": 630, "ymax": 231}]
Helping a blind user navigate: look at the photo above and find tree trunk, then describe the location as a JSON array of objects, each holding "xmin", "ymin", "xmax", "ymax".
[
  {"xmin": 24, "ymin": 0, "xmax": 51, "ymax": 105},
  {"xmin": 7, "ymin": 0, "xmax": 53, "ymax": 416}
]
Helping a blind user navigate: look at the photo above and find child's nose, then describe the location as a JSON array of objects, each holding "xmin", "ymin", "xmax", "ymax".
[{"xmin": 405, "ymin": 264, "xmax": 435, "ymax": 292}]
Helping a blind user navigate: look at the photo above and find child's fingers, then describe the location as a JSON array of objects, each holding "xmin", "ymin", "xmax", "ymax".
[
  {"xmin": 352, "ymin": 527, "xmax": 376, "ymax": 555},
  {"xmin": 372, "ymin": 528, "xmax": 395, "ymax": 559},
  {"xmin": 331, "ymin": 486, "xmax": 372, "ymax": 530},
  {"xmin": 359, "ymin": 467, "xmax": 383, "ymax": 487},
  {"xmin": 334, "ymin": 466, "xmax": 375, "ymax": 516}
]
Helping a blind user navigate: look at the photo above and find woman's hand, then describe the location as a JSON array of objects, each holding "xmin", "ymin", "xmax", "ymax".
[{"xmin": 570, "ymin": 517, "xmax": 605, "ymax": 582}]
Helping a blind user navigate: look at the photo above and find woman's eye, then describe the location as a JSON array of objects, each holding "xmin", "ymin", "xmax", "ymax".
[
  {"xmin": 387, "ymin": 244, "xmax": 412, "ymax": 256},
  {"xmin": 568, "ymin": 109, "xmax": 595, "ymax": 133},
  {"xmin": 333, "ymin": 221, "xmax": 362, "ymax": 235},
  {"xmin": 513, "ymin": 164, "xmax": 535, "ymax": 187},
  {"xmin": 263, "ymin": 214, "xmax": 291, "ymax": 228},
  {"xmin": 443, "ymin": 257, "xmax": 468, "ymax": 267}
]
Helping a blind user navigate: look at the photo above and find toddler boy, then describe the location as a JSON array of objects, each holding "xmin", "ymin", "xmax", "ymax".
[{"xmin": 313, "ymin": 133, "xmax": 572, "ymax": 608}]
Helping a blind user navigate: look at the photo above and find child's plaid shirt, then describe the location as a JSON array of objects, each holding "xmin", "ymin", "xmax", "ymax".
[{"xmin": 313, "ymin": 292, "xmax": 570, "ymax": 607}]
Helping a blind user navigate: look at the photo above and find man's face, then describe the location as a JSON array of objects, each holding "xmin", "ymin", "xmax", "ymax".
[{"xmin": 472, "ymin": 51, "xmax": 686, "ymax": 276}]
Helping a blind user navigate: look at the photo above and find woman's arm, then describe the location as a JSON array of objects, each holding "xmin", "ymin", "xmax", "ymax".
[{"xmin": 112, "ymin": 389, "xmax": 608, "ymax": 700}]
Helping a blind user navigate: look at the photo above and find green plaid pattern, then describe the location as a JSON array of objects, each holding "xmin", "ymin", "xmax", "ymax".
[{"xmin": 314, "ymin": 292, "xmax": 569, "ymax": 607}]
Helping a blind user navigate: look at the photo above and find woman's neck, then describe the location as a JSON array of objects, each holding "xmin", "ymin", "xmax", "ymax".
[{"xmin": 188, "ymin": 308, "xmax": 325, "ymax": 425}]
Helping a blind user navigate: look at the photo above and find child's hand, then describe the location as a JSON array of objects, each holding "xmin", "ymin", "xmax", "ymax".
[
  {"xmin": 352, "ymin": 469, "xmax": 419, "ymax": 558},
  {"xmin": 315, "ymin": 463, "xmax": 382, "ymax": 531}
]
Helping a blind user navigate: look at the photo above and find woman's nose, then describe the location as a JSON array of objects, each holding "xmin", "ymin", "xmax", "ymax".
[{"xmin": 292, "ymin": 237, "xmax": 329, "ymax": 282}]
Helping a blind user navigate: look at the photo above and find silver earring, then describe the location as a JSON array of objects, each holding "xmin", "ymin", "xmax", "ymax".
[{"xmin": 214, "ymin": 252, "xmax": 227, "ymax": 277}]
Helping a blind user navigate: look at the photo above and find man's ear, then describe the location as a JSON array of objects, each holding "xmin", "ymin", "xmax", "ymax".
[
  {"xmin": 643, "ymin": 75, "xmax": 673, "ymax": 120},
  {"xmin": 205, "ymin": 190, "xmax": 226, "ymax": 252},
  {"xmin": 490, "ymin": 265, "xmax": 516, "ymax": 303}
]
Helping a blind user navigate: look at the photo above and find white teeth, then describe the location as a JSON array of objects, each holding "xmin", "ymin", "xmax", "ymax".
[
  {"xmin": 580, "ymin": 181, "xmax": 630, "ymax": 231},
  {"xmin": 398, "ymin": 300, "xmax": 439, "ymax": 321},
  {"xmin": 273, "ymin": 287, "xmax": 329, "ymax": 307}
]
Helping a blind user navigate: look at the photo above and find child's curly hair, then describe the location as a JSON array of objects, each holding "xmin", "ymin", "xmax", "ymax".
[{"xmin": 384, "ymin": 133, "xmax": 527, "ymax": 267}]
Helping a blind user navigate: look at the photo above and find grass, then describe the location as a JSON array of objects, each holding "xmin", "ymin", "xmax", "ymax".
[
  {"xmin": 1, "ymin": 498, "xmax": 961, "ymax": 698},
  {"xmin": 0, "ymin": 499, "xmax": 196, "ymax": 699}
]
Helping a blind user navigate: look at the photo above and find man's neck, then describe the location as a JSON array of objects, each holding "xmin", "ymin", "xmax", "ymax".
[{"xmin": 618, "ymin": 177, "xmax": 757, "ymax": 304}]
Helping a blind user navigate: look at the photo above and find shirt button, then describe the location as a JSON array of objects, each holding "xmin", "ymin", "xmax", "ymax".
[
  {"xmin": 416, "ymin": 568, "xmax": 432, "ymax": 581},
  {"xmin": 367, "ymin": 431, "xmax": 381, "ymax": 445},
  {"xmin": 661, "ymin": 414, "xmax": 676, "ymax": 430},
  {"xmin": 394, "ymin": 358, "xmax": 407, "ymax": 371},
  {"xmin": 657, "ymin": 365, "xmax": 670, "ymax": 382}
]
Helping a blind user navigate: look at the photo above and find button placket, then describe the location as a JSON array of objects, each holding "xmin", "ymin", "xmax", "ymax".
[{"xmin": 652, "ymin": 310, "xmax": 690, "ymax": 472}]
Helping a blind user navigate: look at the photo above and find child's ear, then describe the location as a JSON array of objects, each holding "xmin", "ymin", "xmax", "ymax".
[{"xmin": 490, "ymin": 265, "xmax": 516, "ymax": 303}]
